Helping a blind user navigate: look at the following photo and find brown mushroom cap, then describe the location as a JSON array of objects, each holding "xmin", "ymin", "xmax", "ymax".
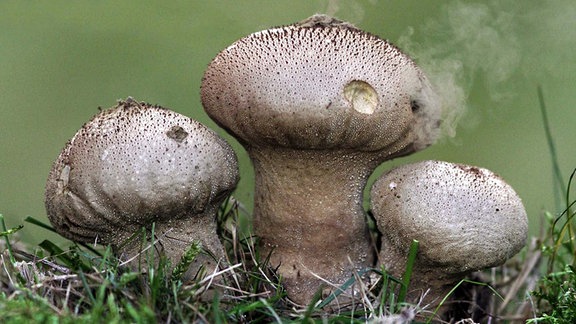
[
  {"xmin": 45, "ymin": 99, "xmax": 239, "ymax": 274},
  {"xmin": 370, "ymin": 160, "xmax": 528, "ymax": 306},
  {"xmin": 201, "ymin": 14, "xmax": 442, "ymax": 155}
]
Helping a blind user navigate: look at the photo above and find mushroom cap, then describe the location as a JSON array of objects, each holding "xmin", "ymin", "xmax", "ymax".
[
  {"xmin": 201, "ymin": 15, "xmax": 442, "ymax": 154},
  {"xmin": 371, "ymin": 160, "xmax": 528, "ymax": 274},
  {"xmin": 45, "ymin": 99, "xmax": 239, "ymax": 245}
]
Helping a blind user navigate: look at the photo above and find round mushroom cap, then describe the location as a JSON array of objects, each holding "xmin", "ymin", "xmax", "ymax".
[
  {"xmin": 45, "ymin": 99, "xmax": 239, "ymax": 244},
  {"xmin": 201, "ymin": 15, "xmax": 442, "ymax": 153},
  {"xmin": 371, "ymin": 160, "xmax": 528, "ymax": 274}
]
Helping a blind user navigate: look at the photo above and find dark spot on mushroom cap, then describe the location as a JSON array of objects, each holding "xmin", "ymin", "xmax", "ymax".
[
  {"xmin": 166, "ymin": 125, "xmax": 189, "ymax": 143},
  {"xmin": 410, "ymin": 99, "xmax": 421, "ymax": 112}
]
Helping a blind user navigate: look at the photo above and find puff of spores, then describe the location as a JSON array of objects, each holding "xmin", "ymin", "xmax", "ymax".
[
  {"xmin": 371, "ymin": 160, "xmax": 528, "ymax": 309},
  {"xmin": 201, "ymin": 14, "xmax": 443, "ymax": 305},
  {"xmin": 45, "ymin": 99, "xmax": 239, "ymax": 278}
]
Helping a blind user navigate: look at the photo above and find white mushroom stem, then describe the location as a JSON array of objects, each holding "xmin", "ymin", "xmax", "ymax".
[
  {"xmin": 250, "ymin": 148, "xmax": 377, "ymax": 301},
  {"xmin": 370, "ymin": 160, "xmax": 528, "ymax": 314}
]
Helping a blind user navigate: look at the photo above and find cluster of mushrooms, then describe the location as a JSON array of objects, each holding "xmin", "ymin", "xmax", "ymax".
[{"xmin": 45, "ymin": 15, "xmax": 528, "ymax": 312}]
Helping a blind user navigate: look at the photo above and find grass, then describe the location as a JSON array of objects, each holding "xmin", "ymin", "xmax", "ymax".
[
  {"xmin": 1, "ymin": 203, "xmax": 414, "ymax": 323},
  {"xmin": 0, "ymin": 198, "xmax": 549, "ymax": 323},
  {"xmin": 527, "ymin": 87, "xmax": 576, "ymax": 323},
  {"xmin": 529, "ymin": 168, "xmax": 576, "ymax": 323},
  {"xmin": 0, "ymin": 88, "xmax": 574, "ymax": 323}
]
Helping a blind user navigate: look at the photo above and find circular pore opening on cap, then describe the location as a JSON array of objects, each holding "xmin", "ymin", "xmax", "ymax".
[{"xmin": 343, "ymin": 80, "xmax": 378, "ymax": 114}]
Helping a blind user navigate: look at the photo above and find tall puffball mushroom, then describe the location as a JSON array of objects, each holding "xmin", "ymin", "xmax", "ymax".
[
  {"xmin": 201, "ymin": 15, "xmax": 443, "ymax": 304},
  {"xmin": 370, "ymin": 160, "xmax": 528, "ymax": 311},
  {"xmin": 45, "ymin": 99, "xmax": 239, "ymax": 279}
]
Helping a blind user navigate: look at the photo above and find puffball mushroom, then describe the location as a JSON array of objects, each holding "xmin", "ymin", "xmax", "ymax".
[
  {"xmin": 370, "ymin": 160, "xmax": 528, "ymax": 310},
  {"xmin": 201, "ymin": 14, "xmax": 443, "ymax": 304},
  {"xmin": 45, "ymin": 98, "xmax": 239, "ymax": 278}
]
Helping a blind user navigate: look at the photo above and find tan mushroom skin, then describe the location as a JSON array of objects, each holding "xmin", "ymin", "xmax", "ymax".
[
  {"xmin": 45, "ymin": 99, "xmax": 239, "ymax": 278},
  {"xmin": 370, "ymin": 160, "xmax": 528, "ymax": 309},
  {"xmin": 201, "ymin": 15, "xmax": 443, "ymax": 304}
]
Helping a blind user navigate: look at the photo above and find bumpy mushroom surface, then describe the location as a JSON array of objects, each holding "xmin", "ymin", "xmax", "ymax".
[
  {"xmin": 370, "ymin": 160, "xmax": 528, "ymax": 309},
  {"xmin": 201, "ymin": 15, "xmax": 443, "ymax": 304},
  {"xmin": 45, "ymin": 98, "xmax": 239, "ymax": 278}
]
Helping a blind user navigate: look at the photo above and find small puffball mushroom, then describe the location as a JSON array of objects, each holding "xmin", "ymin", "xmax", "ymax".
[
  {"xmin": 45, "ymin": 98, "xmax": 239, "ymax": 279},
  {"xmin": 370, "ymin": 160, "xmax": 528, "ymax": 311},
  {"xmin": 201, "ymin": 14, "xmax": 443, "ymax": 304}
]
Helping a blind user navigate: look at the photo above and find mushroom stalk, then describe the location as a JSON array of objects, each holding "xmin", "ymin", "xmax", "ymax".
[{"xmin": 249, "ymin": 148, "xmax": 376, "ymax": 301}]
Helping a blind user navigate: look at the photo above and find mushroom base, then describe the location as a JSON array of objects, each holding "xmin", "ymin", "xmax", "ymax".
[
  {"xmin": 111, "ymin": 210, "xmax": 227, "ymax": 284},
  {"xmin": 379, "ymin": 242, "xmax": 480, "ymax": 320},
  {"xmin": 378, "ymin": 242, "xmax": 500, "ymax": 322},
  {"xmin": 248, "ymin": 147, "xmax": 379, "ymax": 305}
]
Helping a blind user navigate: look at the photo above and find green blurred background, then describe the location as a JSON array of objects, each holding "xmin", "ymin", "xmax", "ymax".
[{"xmin": 1, "ymin": 0, "xmax": 574, "ymax": 246}]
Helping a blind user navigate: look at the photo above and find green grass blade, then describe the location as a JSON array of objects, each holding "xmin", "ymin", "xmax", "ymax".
[
  {"xmin": 302, "ymin": 284, "xmax": 324, "ymax": 319},
  {"xmin": 379, "ymin": 269, "xmax": 392, "ymax": 316},
  {"xmin": 538, "ymin": 86, "xmax": 576, "ymax": 272},
  {"xmin": 259, "ymin": 298, "xmax": 283, "ymax": 323},
  {"xmin": 397, "ymin": 239, "xmax": 419, "ymax": 309},
  {"xmin": 550, "ymin": 169, "xmax": 576, "ymax": 269},
  {"xmin": 38, "ymin": 240, "xmax": 92, "ymax": 272},
  {"xmin": 24, "ymin": 216, "xmax": 57, "ymax": 233},
  {"xmin": 565, "ymin": 169, "xmax": 576, "ymax": 267},
  {"xmin": 315, "ymin": 268, "xmax": 373, "ymax": 309},
  {"xmin": 0, "ymin": 214, "xmax": 22, "ymax": 264},
  {"xmin": 211, "ymin": 292, "xmax": 225, "ymax": 324},
  {"xmin": 78, "ymin": 271, "xmax": 96, "ymax": 304},
  {"xmin": 538, "ymin": 86, "xmax": 566, "ymax": 207},
  {"xmin": 171, "ymin": 241, "xmax": 202, "ymax": 282},
  {"xmin": 25, "ymin": 216, "xmax": 102, "ymax": 257}
]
